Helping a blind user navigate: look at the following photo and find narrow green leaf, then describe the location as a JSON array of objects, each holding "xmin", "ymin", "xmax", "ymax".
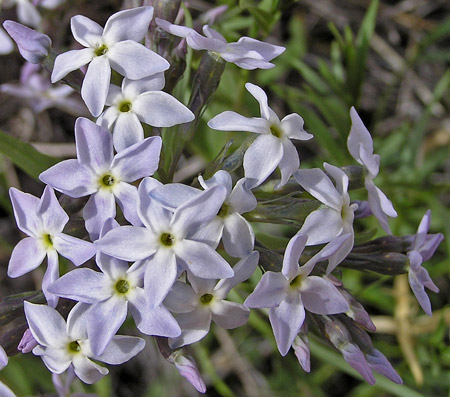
[{"xmin": 0, "ymin": 129, "xmax": 60, "ymax": 180}]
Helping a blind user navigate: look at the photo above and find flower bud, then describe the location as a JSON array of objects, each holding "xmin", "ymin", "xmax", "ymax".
[
  {"xmin": 292, "ymin": 328, "xmax": 310, "ymax": 372},
  {"xmin": 0, "ymin": 345, "xmax": 8, "ymax": 369},
  {"xmin": 338, "ymin": 288, "xmax": 376, "ymax": 332},
  {"xmin": 169, "ymin": 352, "xmax": 206, "ymax": 394},
  {"xmin": 3, "ymin": 21, "xmax": 51, "ymax": 64},
  {"xmin": 17, "ymin": 329, "xmax": 38, "ymax": 353}
]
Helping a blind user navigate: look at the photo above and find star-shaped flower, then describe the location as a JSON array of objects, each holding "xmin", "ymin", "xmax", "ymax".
[
  {"xmin": 155, "ymin": 19, "xmax": 285, "ymax": 70},
  {"xmin": 51, "ymin": 6, "xmax": 169, "ymax": 116},
  {"xmin": 208, "ymin": 83, "xmax": 313, "ymax": 189}
]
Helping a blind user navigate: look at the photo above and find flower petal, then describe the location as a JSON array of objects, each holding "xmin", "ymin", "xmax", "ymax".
[
  {"xmin": 297, "ymin": 207, "xmax": 343, "ymax": 245},
  {"xmin": 212, "ymin": 301, "xmax": 249, "ymax": 329},
  {"xmin": 83, "ymin": 192, "xmax": 116, "ymax": 241},
  {"xmin": 111, "ymin": 112, "xmax": 144, "ymax": 152},
  {"xmin": 207, "ymin": 111, "xmax": 269, "ymax": 134},
  {"xmin": 70, "ymin": 15, "xmax": 103, "ymax": 48},
  {"xmin": 244, "ymin": 271, "xmax": 287, "ymax": 308},
  {"xmin": 169, "ymin": 309, "xmax": 212, "ymax": 349},
  {"xmin": 37, "ymin": 186, "xmax": 68, "ymax": 234},
  {"xmin": 282, "ymin": 234, "xmax": 307, "ymax": 280},
  {"xmin": 72, "ymin": 356, "xmax": 108, "ymax": 384},
  {"xmin": 9, "ymin": 187, "xmax": 40, "ymax": 236},
  {"xmin": 53, "ymin": 233, "xmax": 96, "ymax": 266},
  {"xmin": 280, "ymin": 113, "xmax": 313, "ymax": 140},
  {"xmin": 301, "ymin": 276, "xmax": 349, "ymax": 314},
  {"xmin": 222, "ymin": 213, "xmax": 254, "ymax": 258},
  {"xmin": 245, "ymin": 82, "xmax": 278, "ymax": 121},
  {"xmin": 276, "ymin": 139, "xmax": 299, "ymax": 189},
  {"xmin": 94, "ymin": 335, "xmax": 145, "ymax": 364},
  {"xmin": 8, "ymin": 237, "xmax": 46, "ymax": 278},
  {"xmin": 81, "ymin": 56, "xmax": 111, "ymax": 117},
  {"xmin": 51, "ymin": 48, "xmax": 93, "ymax": 83}
]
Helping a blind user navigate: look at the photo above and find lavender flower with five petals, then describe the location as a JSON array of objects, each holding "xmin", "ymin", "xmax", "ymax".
[
  {"xmin": 8, "ymin": 186, "xmax": 95, "ymax": 307},
  {"xmin": 165, "ymin": 251, "xmax": 259, "ymax": 348},
  {"xmin": 406, "ymin": 210, "xmax": 443, "ymax": 315},
  {"xmin": 51, "ymin": 6, "xmax": 169, "ymax": 116},
  {"xmin": 245, "ymin": 234, "xmax": 349, "ymax": 356},
  {"xmin": 24, "ymin": 302, "xmax": 145, "ymax": 384},
  {"xmin": 208, "ymin": 83, "xmax": 313, "ymax": 189},
  {"xmin": 155, "ymin": 19, "xmax": 285, "ymax": 70},
  {"xmin": 95, "ymin": 177, "xmax": 234, "ymax": 309},
  {"xmin": 347, "ymin": 107, "xmax": 397, "ymax": 233},
  {"xmin": 40, "ymin": 117, "xmax": 162, "ymax": 240},
  {"xmin": 97, "ymin": 73, "xmax": 194, "ymax": 151}
]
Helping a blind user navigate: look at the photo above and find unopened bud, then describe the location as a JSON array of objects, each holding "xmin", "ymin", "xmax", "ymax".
[
  {"xmin": 169, "ymin": 352, "xmax": 206, "ymax": 394},
  {"xmin": 18, "ymin": 329, "xmax": 38, "ymax": 353},
  {"xmin": 0, "ymin": 345, "xmax": 8, "ymax": 369},
  {"xmin": 3, "ymin": 21, "xmax": 51, "ymax": 64},
  {"xmin": 338, "ymin": 289, "xmax": 376, "ymax": 332},
  {"xmin": 292, "ymin": 326, "xmax": 310, "ymax": 372}
]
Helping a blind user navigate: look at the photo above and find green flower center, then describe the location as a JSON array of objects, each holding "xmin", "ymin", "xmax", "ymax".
[
  {"xmin": 115, "ymin": 279, "xmax": 130, "ymax": 294},
  {"xmin": 118, "ymin": 101, "xmax": 132, "ymax": 113},
  {"xmin": 94, "ymin": 44, "xmax": 108, "ymax": 57},
  {"xmin": 43, "ymin": 233, "xmax": 53, "ymax": 247},
  {"xmin": 68, "ymin": 340, "xmax": 81, "ymax": 353},
  {"xmin": 290, "ymin": 274, "xmax": 303, "ymax": 289},
  {"xmin": 270, "ymin": 124, "xmax": 283, "ymax": 139},
  {"xmin": 160, "ymin": 233, "xmax": 175, "ymax": 247},
  {"xmin": 200, "ymin": 293, "xmax": 214, "ymax": 305},
  {"xmin": 101, "ymin": 174, "xmax": 116, "ymax": 187},
  {"xmin": 218, "ymin": 203, "xmax": 231, "ymax": 218}
]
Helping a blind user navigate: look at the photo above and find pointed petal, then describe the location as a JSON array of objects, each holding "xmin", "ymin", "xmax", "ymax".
[
  {"xmin": 186, "ymin": 30, "xmax": 224, "ymax": 51},
  {"xmin": 70, "ymin": 15, "xmax": 103, "ymax": 48},
  {"xmin": 94, "ymin": 335, "xmax": 145, "ymax": 364},
  {"xmin": 244, "ymin": 271, "xmax": 287, "ymax": 308},
  {"xmin": 169, "ymin": 309, "xmax": 212, "ymax": 349},
  {"xmin": 228, "ymin": 178, "xmax": 257, "ymax": 213},
  {"xmin": 280, "ymin": 113, "xmax": 312, "ymax": 140},
  {"xmin": 149, "ymin": 183, "xmax": 200, "ymax": 210},
  {"xmin": 53, "ymin": 233, "xmax": 96, "ymax": 266},
  {"xmin": 301, "ymin": 276, "xmax": 349, "ymax": 314},
  {"xmin": 200, "ymin": 170, "xmax": 232, "ymax": 198},
  {"xmin": 155, "ymin": 18, "xmax": 193, "ymax": 38},
  {"xmin": 245, "ymin": 83, "xmax": 278, "ymax": 121},
  {"xmin": 276, "ymin": 139, "xmax": 299, "ymax": 189},
  {"xmin": 37, "ymin": 186, "xmax": 68, "ymax": 233},
  {"xmin": 365, "ymin": 349, "xmax": 403, "ymax": 384},
  {"xmin": 72, "ymin": 356, "xmax": 108, "ymax": 384},
  {"xmin": 163, "ymin": 281, "xmax": 198, "ymax": 313},
  {"xmin": 8, "ymin": 237, "xmax": 46, "ymax": 278},
  {"xmin": 323, "ymin": 163, "xmax": 349, "ymax": 197},
  {"xmin": 122, "ymin": 73, "xmax": 165, "ymax": 97},
  {"xmin": 207, "ymin": 111, "xmax": 269, "ymax": 134},
  {"xmin": 212, "ymin": 301, "xmax": 249, "ymax": 329},
  {"xmin": 298, "ymin": 207, "xmax": 343, "ymax": 245},
  {"xmin": 83, "ymin": 192, "xmax": 116, "ymax": 241},
  {"xmin": 103, "ymin": 6, "xmax": 153, "ymax": 44},
  {"xmin": 42, "ymin": 250, "xmax": 60, "ymax": 308},
  {"xmin": 269, "ymin": 295, "xmax": 305, "ymax": 356},
  {"xmin": 108, "ymin": 41, "xmax": 169, "ymax": 79},
  {"xmin": 347, "ymin": 107, "xmax": 374, "ymax": 161},
  {"xmin": 189, "ymin": 217, "xmax": 224, "ymax": 249},
  {"xmin": 282, "ymin": 234, "xmax": 307, "ymax": 279},
  {"xmin": 51, "ymin": 48, "xmax": 93, "ymax": 83},
  {"xmin": 222, "ymin": 213, "xmax": 254, "ymax": 258},
  {"xmin": 366, "ymin": 181, "xmax": 397, "ymax": 234},
  {"xmin": 111, "ymin": 112, "xmax": 144, "ymax": 152},
  {"xmin": 114, "ymin": 183, "xmax": 140, "ymax": 226},
  {"xmin": 35, "ymin": 346, "xmax": 71, "ymax": 374},
  {"xmin": 9, "ymin": 187, "xmax": 40, "ymax": 236},
  {"xmin": 81, "ymin": 56, "xmax": 111, "ymax": 116}
]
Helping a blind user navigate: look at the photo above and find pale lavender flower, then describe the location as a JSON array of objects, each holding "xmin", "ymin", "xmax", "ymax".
[
  {"xmin": 245, "ymin": 234, "xmax": 349, "ymax": 356},
  {"xmin": 8, "ymin": 186, "xmax": 96, "ymax": 307},
  {"xmin": 156, "ymin": 19, "xmax": 285, "ymax": 70},
  {"xmin": 95, "ymin": 178, "xmax": 233, "ymax": 308},
  {"xmin": 1, "ymin": 0, "xmax": 41, "ymax": 28},
  {"xmin": 292, "ymin": 325, "xmax": 310, "ymax": 372},
  {"xmin": 0, "ymin": 381, "xmax": 16, "ymax": 397},
  {"xmin": 24, "ymin": 302, "xmax": 145, "ymax": 384},
  {"xmin": 169, "ymin": 352, "xmax": 206, "ymax": 394},
  {"xmin": 97, "ymin": 73, "xmax": 194, "ymax": 151},
  {"xmin": 0, "ymin": 345, "xmax": 7, "ymax": 369},
  {"xmin": 51, "ymin": 6, "xmax": 169, "ymax": 116},
  {"xmin": 52, "ymin": 367, "xmax": 98, "ymax": 397},
  {"xmin": 294, "ymin": 163, "xmax": 357, "ymax": 273},
  {"xmin": 18, "ymin": 328, "xmax": 39, "ymax": 353},
  {"xmin": 0, "ymin": 26, "xmax": 14, "ymax": 55},
  {"xmin": 347, "ymin": 107, "xmax": 397, "ymax": 233},
  {"xmin": 150, "ymin": 171, "xmax": 257, "ymax": 258},
  {"xmin": 48, "ymin": 248, "xmax": 181, "ymax": 356},
  {"xmin": 406, "ymin": 210, "xmax": 443, "ymax": 315},
  {"xmin": 40, "ymin": 117, "xmax": 162, "ymax": 240},
  {"xmin": 165, "ymin": 252, "xmax": 258, "ymax": 348},
  {"xmin": 208, "ymin": 83, "xmax": 313, "ymax": 189},
  {"xmin": 3, "ymin": 20, "xmax": 51, "ymax": 63}
]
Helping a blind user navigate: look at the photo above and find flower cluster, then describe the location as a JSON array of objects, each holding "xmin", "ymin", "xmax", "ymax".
[{"xmin": 0, "ymin": 2, "xmax": 444, "ymax": 396}]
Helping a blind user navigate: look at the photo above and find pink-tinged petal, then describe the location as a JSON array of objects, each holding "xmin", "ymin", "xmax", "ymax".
[
  {"xmin": 215, "ymin": 252, "xmax": 259, "ymax": 298},
  {"xmin": 280, "ymin": 113, "xmax": 313, "ymax": 140},
  {"xmin": 276, "ymin": 139, "xmax": 299, "ymax": 189},
  {"xmin": 108, "ymin": 41, "xmax": 169, "ymax": 79},
  {"xmin": 298, "ymin": 207, "xmax": 343, "ymax": 245},
  {"xmin": 129, "ymin": 290, "xmax": 180, "ymax": 337},
  {"xmin": 186, "ymin": 30, "xmax": 224, "ymax": 52},
  {"xmin": 8, "ymin": 237, "xmax": 46, "ymax": 278},
  {"xmin": 323, "ymin": 163, "xmax": 349, "ymax": 197},
  {"xmin": 70, "ymin": 15, "xmax": 103, "ymax": 48},
  {"xmin": 113, "ymin": 182, "xmax": 140, "ymax": 226},
  {"xmin": 301, "ymin": 276, "xmax": 349, "ymax": 314},
  {"xmin": 81, "ymin": 56, "xmax": 111, "ymax": 117},
  {"xmin": 244, "ymin": 134, "xmax": 284, "ymax": 189},
  {"xmin": 169, "ymin": 309, "xmax": 212, "ymax": 349},
  {"xmin": 122, "ymin": 74, "xmax": 165, "ymax": 97},
  {"xmin": 202, "ymin": 25, "xmax": 226, "ymax": 43},
  {"xmin": 294, "ymin": 168, "xmax": 341, "ymax": 211},
  {"xmin": 72, "ymin": 356, "xmax": 108, "ymax": 384},
  {"xmin": 172, "ymin": 185, "xmax": 227, "ymax": 236},
  {"xmin": 244, "ymin": 83, "xmax": 278, "ymax": 122},
  {"xmin": 111, "ymin": 136, "xmax": 161, "ymax": 181},
  {"xmin": 207, "ymin": 111, "xmax": 269, "ymax": 134},
  {"xmin": 87, "ymin": 297, "xmax": 128, "ymax": 356},
  {"xmin": 83, "ymin": 192, "xmax": 116, "ymax": 241},
  {"xmin": 282, "ymin": 234, "xmax": 307, "ymax": 280},
  {"xmin": 37, "ymin": 186, "xmax": 68, "ymax": 234},
  {"xmin": 40, "ymin": 160, "xmax": 97, "ymax": 198},
  {"xmin": 103, "ymin": 6, "xmax": 153, "ymax": 44},
  {"xmin": 347, "ymin": 107, "xmax": 374, "ymax": 162},
  {"xmin": 48, "ymin": 268, "xmax": 111, "ymax": 303},
  {"xmin": 228, "ymin": 178, "xmax": 257, "ymax": 214},
  {"xmin": 365, "ymin": 181, "xmax": 397, "ymax": 234},
  {"xmin": 42, "ymin": 250, "xmax": 60, "ymax": 308},
  {"xmin": 94, "ymin": 335, "xmax": 145, "ymax": 365},
  {"xmin": 163, "ymin": 281, "xmax": 198, "ymax": 313},
  {"xmin": 53, "ymin": 233, "xmax": 96, "ymax": 266},
  {"xmin": 145, "ymin": 249, "xmax": 178, "ymax": 308},
  {"xmin": 96, "ymin": 225, "xmax": 157, "ymax": 261},
  {"xmin": 34, "ymin": 346, "xmax": 71, "ymax": 374},
  {"xmin": 175, "ymin": 240, "xmax": 233, "ymax": 279},
  {"xmin": 111, "ymin": 112, "xmax": 144, "ymax": 152},
  {"xmin": 222, "ymin": 213, "xmax": 254, "ymax": 258},
  {"xmin": 269, "ymin": 294, "xmax": 305, "ymax": 356},
  {"xmin": 244, "ymin": 271, "xmax": 287, "ymax": 308},
  {"xmin": 155, "ymin": 18, "xmax": 194, "ymax": 37},
  {"xmin": 9, "ymin": 187, "xmax": 40, "ymax": 236},
  {"xmin": 212, "ymin": 301, "xmax": 249, "ymax": 328},
  {"xmin": 149, "ymin": 183, "xmax": 200, "ymax": 211},
  {"xmin": 24, "ymin": 302, "xmax": 67, "ymax": 348},
  {"xmin": 51, "ymin": 48, "xmax": 93, "ymax": 83},
  {"xmin": 133, "ymin": 91, "xmax": 194, "ymax": 127}
]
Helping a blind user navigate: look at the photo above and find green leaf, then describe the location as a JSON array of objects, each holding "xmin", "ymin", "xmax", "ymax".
[{"xmin": 0, "ymin": 129, "xmax": 60, "ymax": 180}]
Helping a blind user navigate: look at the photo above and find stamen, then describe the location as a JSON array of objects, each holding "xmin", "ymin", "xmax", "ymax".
[
  {"xmin": 200, "ymin": 293, "xmax": 214, "ymax": 305},
  {"xmin": 160, "ymin": 233, "xmax": 175, "ymax": 247}
]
